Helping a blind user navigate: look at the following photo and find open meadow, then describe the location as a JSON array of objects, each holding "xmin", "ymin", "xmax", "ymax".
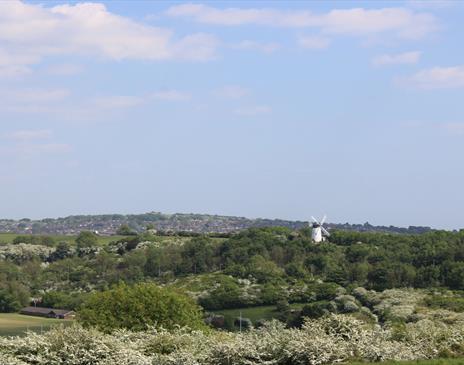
[
  {"xmin": 0, "ymin": 313, "xmax": 72, "ymax": 337},
  {"xmin": 213, "ymin": 303, "xmax": 306, "ymax": 327},
  {"xmin": 0, "ymin": 233, "xmax": 127, "ymax": 246}
]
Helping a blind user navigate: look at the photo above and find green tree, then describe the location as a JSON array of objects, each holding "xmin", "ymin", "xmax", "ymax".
[
  {"xmin": 0, "ymin": 289, "xmax": 21, "ymax": 312},
  {"xmin": 116, "ymin": 224, "xmax": 136, "ymax": 236},
  {"xmin": 76, "ymin": 231, "xmax": 98, "ymax": 249},
  {"xmin": 78, "ymin": 283, "xmax": 205, "ymax": 332},
  {"xmin": 49, "ymin": 241, "xmax": 73, "ymax": 261},
  {"xmin": 180, "ymin": 237, "xmax": 215, "ymax": 274},
  {"xmin": 199, "ymin": 277, "xmax": 244, "ymax": 309}
]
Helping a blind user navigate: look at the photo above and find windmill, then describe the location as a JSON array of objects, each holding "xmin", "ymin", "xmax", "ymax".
[{"xmin": 311, "ymin": 215, "xmax": 330, "ymax": 243}]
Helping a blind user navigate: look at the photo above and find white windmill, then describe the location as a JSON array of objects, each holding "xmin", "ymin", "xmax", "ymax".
[{"xmin": 310, "ymin": 215, "xmax": 330, "ymax": 243}]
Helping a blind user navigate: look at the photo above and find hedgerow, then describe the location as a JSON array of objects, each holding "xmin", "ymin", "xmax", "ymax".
[{"xmin": 1, "ymin": 314, "xmax": 463, "ymax": 365}]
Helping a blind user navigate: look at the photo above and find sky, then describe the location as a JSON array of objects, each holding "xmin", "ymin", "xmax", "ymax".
[{"xmin": 0, "ymin": 0, "xmax": 463, "ymax": 229}]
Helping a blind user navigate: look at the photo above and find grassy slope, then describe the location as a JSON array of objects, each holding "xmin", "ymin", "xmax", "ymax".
[
  {"xmin": 0, "ymin": 313, "xmax": 72, "ymax": 336},
  {"xmin": 213, "ymin": 303, "xmax": 305, "ymax": 323}
]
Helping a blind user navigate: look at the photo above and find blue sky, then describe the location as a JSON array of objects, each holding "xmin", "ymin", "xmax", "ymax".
[{"xmin": 0, "ymin": 0, "xmax": 463, "ymax": 229}]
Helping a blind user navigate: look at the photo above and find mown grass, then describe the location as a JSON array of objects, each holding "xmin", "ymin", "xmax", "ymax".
[
  {"xmin": 213, "ymin": 303, "xmax": 305, "ymax": 324},
  {"xmin": 0, "ymin": 313, "xmax": 73, "ymax": 337}
]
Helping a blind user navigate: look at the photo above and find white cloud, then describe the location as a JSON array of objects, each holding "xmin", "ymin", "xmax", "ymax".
[
  {"xmin": 169, "ymin": 33, "xmax": 218, "ymax": 61},
  {"xmin": 444, "ymin": 123, "xmax": 464, "ymax": 135},
  {"xmin": 0, "ymin": 129, "xmax": 70, "ymax": 159},
  {"xmin": 7, "ymin": 129, "xmax": 52, "ymax": 141},
  {"xmin": 406, "ymin": 0, "xmax": 454, "ymax": 9},
  {"xmin": 235, "ymin": 105, "xmax": 271, "ymax": 116},
  {"xmin": 0, "ymin": 65, "xmax": 31, "ymax": 78},
  {"xmin": 215, "ymin": 86, "xmax": 250, "ymax": 99},
  {"xmin": 401, "ymin": 65, "xmax": 464, "ymax": 89},
  {"xmin": 0, "ymin": 1, "xmax": 218, "ymax": 74},
  {"xmin": 150, "ymin": 90, "xmax": 191, "ymax": 101},
  {"xmin": 0, "ymin": 49, "xmax": 37, "ymax": 77},
  {"xmin": 298, "ymin": 35, "xmax": 331, "ymax": 49},
  {"xmin": 93, "ymin": 96, "xmax": 144, "ymax": 109},
  {"xmin": 231, "ymin": 40, "xmax": 280, "ymax": 53},
  {"xmin": 167, "ymin": 4, "xmax": 438, "ymax": 40},
  {"xmin": 13, "ymin": 143, "xmax": 71, "ymax": 157},
  {"xmin": 0, "ymin": 88, "xmax": 70, "ymax": 108},
  {"xmin": 46, "ymin": 64, "xmax": 84, "ymax": 76},
  {"xmin": 372, "ymin": 51, "xmax": 421, "ymax": 66},
  {"xmin": 94, "ymin": 90, "xmax": 190, "ymax": 108}
]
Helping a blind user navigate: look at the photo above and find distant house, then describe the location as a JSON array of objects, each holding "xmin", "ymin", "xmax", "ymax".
[{"xmin": 20, "ymin": 306, "xmax": 75, "ymax": 319}]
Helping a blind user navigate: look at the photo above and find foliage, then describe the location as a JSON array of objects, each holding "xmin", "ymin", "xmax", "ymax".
[
  {"xmin": 41, "ymin": 291, "xmax": 87, "ymax": 311},
  {"xmin": 78, "ymin": 283, "xmax": 205, "ymax": 332},
  {"xmin": 425, "ymin": 295, "xmax": 464, "ymax": 313},
  {"xmin": 2, "ymin": 228, "xmax": 464, "ymax": 315},
  {"xmin": 12, "ymin": 235, "xmax": 56, "ymax": 247},
  {"xmin": 0, "ymin": 290, "xmax": 21, "ymax": 313},
  {"xmin": 1, "ymin": 314, "xmax": 464, "ymax": 364},
  {"xmin": 75, "ymin": 231, "xmax": 98, "ymax": 249},
  {"xmin": 116, "ymin": 224, "xmax": 137, "ymax": 236}
]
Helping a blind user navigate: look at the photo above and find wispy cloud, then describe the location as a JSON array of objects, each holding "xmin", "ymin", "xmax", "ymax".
[
  {"xmin": 17, "ymin": 143, "xmax": 71, "ymax": 155},
  {"xmin": 443, "ymin": 123, "xmax": 464, "ymax": 135},
  {"xmin": 0, "ymin": 65, "xmax": 32, "ymax": 78},
  {"xmin": 0, "ymin": 49, "xmax": 37, "ymax": 78},
  {"xmin": 298, "ymin": 35, "xmax": 331, "ymax": 49},
  {"xmin": 46, "ymin": 64, "xmax": 84, "ymax": 76},
  {"xmin": 400, "ymin": 65, "xmax": 464, "ymax": 89},
  {"xmin": 7, "ymin": 129, "xmax": 52, "ymax": 142},
  {"xmin": 0, "ymin": 88, "xmax": 70, "ymax": 113},
  {"xmin": 94, "ymin": 90, "xmax": 191, "ymax": 109},
  {"xmin": 372, "ymin": 51, "xmax": 421, "ymax": 66},
  {"xmin": 150, "ymin": 90, "xmax": 191, "ymax": 101},
  {"xmin": 215, "ymin": 86, "xmax": 250, "ymax": 99},
  {"xmin": 93, "ymin": 96, "xmax": 144, "ymax": 109},
  {"xmin": 1, "ymin": 129, "xmax": 71, "ymax": 159},
  {"xmin": 235, "ymin": 105, "xmax": 271, "ymax": 116},
  {"xmin": 5, "ymin": 89, "xmax": 70, "ymax": 103},
  {"xmin": 231, "ymin": 40, "xmax": 280, "ymax": 54},
  {"xmin": 167, "ymin": 4, "xmax": 438, "ymax": 40},
  {"xmin": 406, "ymin": 0, "xmax": 455, "ymax": 10}
]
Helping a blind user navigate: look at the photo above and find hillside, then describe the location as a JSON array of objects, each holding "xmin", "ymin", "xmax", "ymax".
[
  {"xmin": 0, "ymin": 211, "xmax": 433, "ymax": 235},
  {"xmin": 2, "ymin": 227, "xmax": 464, "ymax": 363}
]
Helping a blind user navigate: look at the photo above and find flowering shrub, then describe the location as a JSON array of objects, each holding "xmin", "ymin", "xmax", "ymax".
[
  {"xmin": 0, "ymin": 244, "xmax": 53, "ymax": 263},
  {"xmin": 1, "ymin": 314, "xmax": 463, "ymax": 365}
]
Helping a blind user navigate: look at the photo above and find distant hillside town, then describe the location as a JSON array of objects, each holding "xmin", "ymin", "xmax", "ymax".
[{"xmin": 0, "ymin": 212, "xmax": 433, "ymax": 235}]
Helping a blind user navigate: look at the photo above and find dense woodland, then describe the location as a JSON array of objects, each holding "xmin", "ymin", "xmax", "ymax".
[{"xmin": 1, "ymin": 227, "xmax": 464, "ymax": 314}]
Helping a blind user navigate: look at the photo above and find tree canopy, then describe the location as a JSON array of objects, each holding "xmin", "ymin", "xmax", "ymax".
[{"xmin": 78, "ymin": 283, "xmax": 205, "ymax": 332}]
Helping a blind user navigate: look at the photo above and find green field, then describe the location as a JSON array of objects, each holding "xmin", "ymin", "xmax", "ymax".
[
  {"xmin": 213, "ymin": 303, "xmax": 305, "ymax": 324},
  {"xmin": 350, "ymin": 360, "xmax": 464, "ymax": 365},
  {"xmin": 0, "ymin": 233, "xmax": 210, "ymax": 247},
  {"xmin": 0, "ymin": 233, "xmax": 128, "ymax": 246},
  {"xmin": 0, "ymin": 313, "xmax": 73, "ymax": 337}
]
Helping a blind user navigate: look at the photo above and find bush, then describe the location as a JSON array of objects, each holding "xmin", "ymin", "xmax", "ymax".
[
  {"xmin": 425, "ymin": 295, "xmax": 464, "ymax": 312},
  {"xmin": 301, "ymin": 301, "xmax": 331, "ymax": 319},
  {"xmin": 4, "ymin": 314, "xmax": 459, "ymax": 364},
  {"xmin": 0, "ymin": 289, "xmax": 21, "ymax": 312},
  {"xmin": 76, "ymin": 231, "xmax": 98, "ymax": 249},
  {"xmin": 41, "ymin": 291, "xmax": 87, "ymax": 311},
  {"xmin": 78, "ymin": 283, "xmax": 205, "ymax": 332},
  {"xmin": 199, "ymin": 280, "xmax": 247, "ymax": 310},
  {"xmin": 314, "ymin": 282, "xmax": 340, "ymax": 301}
]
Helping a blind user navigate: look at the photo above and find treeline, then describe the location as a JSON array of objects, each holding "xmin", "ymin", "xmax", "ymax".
[{"xmin": 1, "ymin": 227, "xmax": 464, "ymax": 312}]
